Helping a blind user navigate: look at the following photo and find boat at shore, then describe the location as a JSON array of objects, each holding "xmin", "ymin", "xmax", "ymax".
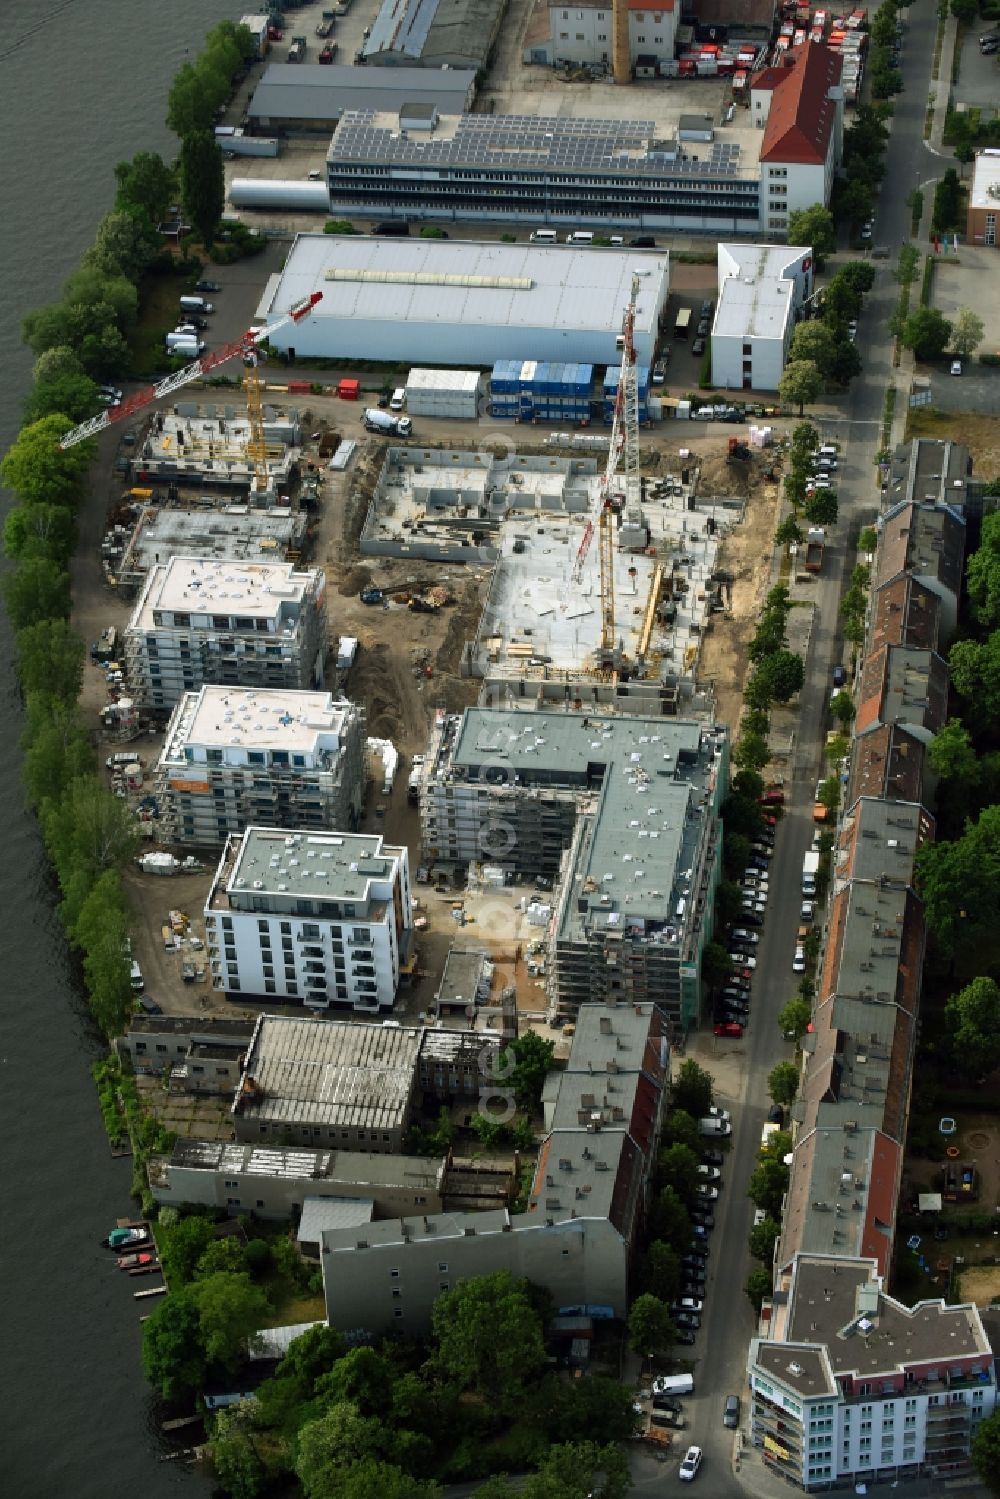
[
  {"xmin": 117, "ymin": 1250, "xmax": 156, "ymax": 1270},
  {"xmin": 101, "ymin": 1226, "xmax": 150, "ymax": 1251}
]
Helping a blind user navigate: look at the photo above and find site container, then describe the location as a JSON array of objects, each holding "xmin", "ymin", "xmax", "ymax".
[
  {"xmin": 603, "ymin": 365, "xmax": 651, "ymax": 424},
  {"xmin": 405, "ymin": 368, "xmax": 481, "ymax": 419},
  {"xmin": 338, "ymin": 378, "xmax": 360, "ymax": 400}
]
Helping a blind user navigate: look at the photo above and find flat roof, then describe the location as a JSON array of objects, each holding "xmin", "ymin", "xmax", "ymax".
[
  {"xmin": 234, "ymin": 1014, "xmax": 421, "ymax": 1130},
  {"xmin": 331, "ymin": 108, "xmax": 758, "ymax": 181},
  {"xmin": 715, "ymin": 243, "xmax": 809, "ymax": 340},
  {"xmin": 223, "ymin": 827, "xmax": 403, "ymax": 904},
  {"xmin": 297, "ymin": 1195, "xmax": 373, "ymax": 1243},
  {"xmin": 249, "ymin": 63, "xmax": 475, "ymax": 122},
  {"xmin": 162, "ymin": 1138, "xmax": 443, "ymax": 1189},
  {"xmin": 131, "ymin": 557, "xmax": 319, "ymax": 629},
  {"xmin": 970, "ymin": 149, "xmax": 1000, "ymax": 210},
  {"xmin": 160, "ymin": 686, "xmax": 356, "ymax": 759},
  {"xmin": 258, "ymin": 233, "xmax": 669, "ymax": 341},
  {"xmin": 127, "ymin": 506, "xmax": 303, "ymax": 573}
]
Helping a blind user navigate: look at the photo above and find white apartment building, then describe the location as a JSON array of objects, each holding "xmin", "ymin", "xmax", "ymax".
[
  {"xmin": 123, "ymin": 557, "xmax": 328, "ymax": 713},
  {"xmin": 156, "ymin": 685, "xmax": 366, "ymax": 848},
  {"xmin": 750, "ymin": 42, "xmax": 844, "ymax": 235},
  {"xmin": 205, "ymin": 827, "xmax": 412, "ymax": 1013},
  {"xmin": 524, "ymin": 0, "xmax": 678, "ymax": 69},
  {"xmin": 711, "ymin": 243, "xmax": 813, "ymax": 392},
  {"xmin": 749, "ymin": 1254, "xmax": 996, "ymax": 1489}
]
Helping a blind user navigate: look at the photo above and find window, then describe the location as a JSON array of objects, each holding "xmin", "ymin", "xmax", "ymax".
[
  {"xmin": 390, "ymin": 1268, "xmax": 400, "ymax": 1279},
  {"xmin": 392, "ymin": 1288, "xmax": 401, "ymax": 1299},
  {"xmin": 440, "ymin": 1282, "xmax": 450, "ymax": 1292},
  {"xmin": 438, "ymin": 1262, "xmax": 449, "ymax": 1273},
  {"xmin": 257, "ymin": 919, "xmax": 269, "ymax": 933},
  {"xmin": 264, "ymin": 980, "xmax": 276, "ymax": 993},
  {"xmin": 393, "ymin": 1307, "xmax": 403, "ymax": 1318}
]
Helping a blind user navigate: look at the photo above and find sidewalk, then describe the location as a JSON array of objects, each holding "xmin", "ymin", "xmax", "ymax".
[{"xmin": 929, "ymin": 12, "xmax": 959, "ymax": 154}]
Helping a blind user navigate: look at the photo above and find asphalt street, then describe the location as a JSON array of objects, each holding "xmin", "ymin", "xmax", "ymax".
[{"xmin": 632, "ymin": 3, "xmax": 962, "ymax": 1494}]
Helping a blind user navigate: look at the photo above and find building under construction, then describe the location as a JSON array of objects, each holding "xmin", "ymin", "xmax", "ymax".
[{"xmin": 133, "ymin": 404, "xmax": 302, "ymax": 494}]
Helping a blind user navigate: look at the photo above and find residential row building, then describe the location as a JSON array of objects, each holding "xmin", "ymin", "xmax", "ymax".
[
  {"xmin": 418, "ymin": 707, "xmax": 726, "ymax": 1033},
  {"xmin": 522, "ymin": 0, "xmax": 679, "ymax": 71},
  {"xmin": 123, "ymin": 556, "xmax": 328, "ymax": 714},
  {"xmin": 319, "ymin": 999, "xmax": 671, "ymax": 1335},
  {"xmin": 155, "ymin": 685, "xmax": 366, "ymax": 848},
  {"xmin": 746, "ymin": 446, "xmax": 996, "ymax": 1489},
  {"xmin": 204, "ymin": 827, "xmax": 412, "ymax": 1012}
]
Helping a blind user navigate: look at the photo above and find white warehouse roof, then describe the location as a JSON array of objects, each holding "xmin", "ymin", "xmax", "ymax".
[{"xmin": 256, "ymin": 234, "xmax": 670, "ymax": 367}]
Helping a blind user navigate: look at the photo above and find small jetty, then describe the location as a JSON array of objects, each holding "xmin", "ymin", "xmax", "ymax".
[{"xmin": 134, "ymin": 1284, "xmax": 167, "ymax": 1301}]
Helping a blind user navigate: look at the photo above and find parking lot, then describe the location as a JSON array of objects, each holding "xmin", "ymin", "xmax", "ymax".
[{"xmin": 954, "ymin": 23, "xmax": 1000, "ymax": 111}]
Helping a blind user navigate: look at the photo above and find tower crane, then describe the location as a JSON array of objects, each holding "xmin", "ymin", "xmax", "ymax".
[
  {"xmin": 58, "ymin": 292, "xmax": 324, "ymax": 500},
  {"xmin": 571, "ymin": 271, "xmax": 643, "ymax": 659}
]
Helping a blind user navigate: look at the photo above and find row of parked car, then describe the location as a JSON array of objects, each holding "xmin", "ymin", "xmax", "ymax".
[{"xmin": 713, "ymin": 813, "xmax": 778, "ymax": 1037}]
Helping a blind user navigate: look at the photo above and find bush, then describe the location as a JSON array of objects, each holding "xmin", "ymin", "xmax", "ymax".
[{"xmin": 981, "ymin": 352, "xmax": 1000, "ymax": 367}]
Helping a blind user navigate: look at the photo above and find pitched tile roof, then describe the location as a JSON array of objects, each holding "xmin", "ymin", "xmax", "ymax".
[{"xmin": 758, "ymin": 41, "xmax": 842, "ymax": 165}]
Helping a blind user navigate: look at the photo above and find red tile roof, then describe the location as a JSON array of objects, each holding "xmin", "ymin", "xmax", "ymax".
[{"xmin": 758, "ymin": 41, "xmax": 842, "ymax": 166}]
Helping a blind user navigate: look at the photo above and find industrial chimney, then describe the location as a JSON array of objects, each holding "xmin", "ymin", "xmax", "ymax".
[{"xmin": 612, "ymin": 0, "xmax": 631, "ymax": 83}]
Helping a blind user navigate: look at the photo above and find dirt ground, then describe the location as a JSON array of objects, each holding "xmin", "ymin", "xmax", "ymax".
[
  {"xmin": 905, "ymin": 407, "xmax": 1000, "ymax": 474},
  {"xmin": 956, "ymin": 1264, "xmax": 1000, "ymax": 1307}
]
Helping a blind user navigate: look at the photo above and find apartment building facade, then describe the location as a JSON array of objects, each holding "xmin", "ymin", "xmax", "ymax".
[
  {"xmin": 749, "ymin": 1255, "xmax": 996, "ymax": 1489},
  {"xmin": 156, "ymin": 685, "xmax": 366, "ymax": 847},
  {"xmin": 205, "ymin": 827, "xmax": 412, "ymax": 1013},
  {"xmin": 124, "ymin": 557, "xmax": 328, "ymax": 713}
]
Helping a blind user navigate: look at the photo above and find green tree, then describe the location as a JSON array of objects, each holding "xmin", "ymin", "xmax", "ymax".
[
  {"xmin": 62, "ymin": 265, "xmax": 140, "ymax": 330},
  {"xmin": 0, "ymin": 413, "xmax": 94, "ymax": 507},
  {"xmin": 748, "ymin": 1157, "xmax": 790, "ymax": 1218},
  {"xmin": 804, "ymin": 489, "xmax": 839, "ymax": 527},
  {"xmin": 24, "ymin": 368, "xmax": 99, "ymax": 424},
  {"xmin": 4, "ymin": 504, "xmax": 75, "ymax": 564},
  {"xmin": 858, "ymin": 525, "xmax": 878, "ymax": 554},
  {"xmin": 945, "ymin": 977, "xmax": 1000, "ymax": 1073},
  {"xmin": 638, "ymin": 1240, "xmax": 682, "ymax": 1302},
  {"xmin": 829, "ymin": 337, "xmax": 863, "ymax": 387},
  {"xmin": 196, "ymin": 1237, "xmax": 249, "ymax": 1278},
  {"xmin": 837, "ymin": 260, "xmax": 876, "ymax": 296},
  {"xmin": 928, "ymin": 720, "xmax": 978, "ymax": 785},
  {"xmin": 768, "ymin": 1060, "xmax": 800, "ymax": 1107},
  {"xmin": 160, "ymin": 1215, "xmax": 216, "ymax": 1286},
  {"xmin": 315, "ymin": 1346, "xmax": 393, "ymax": 1415},
  {"xmin": 523, "ymin": 1441, "xmax": 629, "ymax": 1499},
  {"xmin": 431, "ymin": 1271, "xmax": 546, "ymax": 1407},
  {"xmin": 672, "ymin": 1058, "xmax": 713, "ymax": 1118},
  {"xmin": 917, "ymin": 806, "xmax": 1000, "ymax": 961},
  {"xmin": 14, "ymin": 618, "xmax": 85, "ymax": 701},
  {"xmin": 82, "ymin": 210, "xmax": 159, "ymax": 279},
  {"xmin": 932, "ymin": 166, "xmax": 963, "ymax": 232},
  {"xmin": 732, "ymin": 730, "xmax": 769, "ymax": 774},
  {"xmin": 775, "ymin": 514, "xmax": 803, "ymax": 547},
  {"xmin": 142, "ymin": 1287, "xmax": 207, "ymax": 1400},
  {"xmin": 657, "ymin": 1142, "xmax": 702, "ymax": 1208},
  {"xmin": 662, "ymin": 1109, "xmax": 702, "ymax": 1154},
  {"xmin": 830, "ymin": 689, "xmax": 855, "ymax": 728},
  {"xmin": 166, "ymin": 62, "xmax": 216, "ymax": 135},
  {"xmin": 779, "ymin": 359, "xmax": 822, "ymax": 416},
  {"xmin": 115, "ymin": 150, "xmax": 175, "ymax": 226},
  {"xmin": 628, "ymin": 1294, "xmax": 677, "ymax": 1357},
  {"xmin": 508, "ymin": 1030, "xmax": 556, "ymax": 1106},
  {"xmin": 790, "ymin": 322, "xmax": 836, "ymax": 378},
  {"xmin": 195, "ymin": 1271, "xmax": 270, "ymax": 1371},
  {"xmin": 72, "ymin": 871, "xmax": 134, "ymax": 1035},
  {"xmin": 648, "ymin": 1185, "xmax": 692, "ymax": 1248},
  {"xmin": 950, "ymin": 636, "xmax": 1000, "ymax": 728},
  {"xmin": 966, "ymin": 512, "xmax": 1000, "ymax": 628},
  {"xmin": 821, "ymin": 277, "xmax": 863, "ymax": 328},
  {"xmin": 971, "ymin": 1408, "xmax": 1000, "ymax": 1495},
  {"xmin": 749, "ymin": 1215, "xmax": 780, "ymax": 1263},
  {"xmin": 951, "ymin": 307, "xmax": 984, "ymax": 361},
  {"xmin": 753, "ymin": 650, "xmax": 804, "ymax": 705},
  {"xmin": 4, "ymin": 557, "xmax": 70, "ymax": 629},
  {"xmin": 210, "ymin": 1402, "xmax": 266, "ymax": 1499},
  {"xmin": 899, "ymin": 305, "xmax": 953, "ymax": 361},
  {"xmin": 181, "ymin": 130, "xmax": 225, "ymax": 246},
  {"xmin": 746, "ymin": 1266, "xmax": 774, "ymax": 1312},
  {"xmin": 786, "ymin": 204, "xmax": 836, "ymax": 263},
  {"xmin": 841, "ymin": 176, "xmax": 874, "ymax": 226},
  {"xmin": 702, "ymin": 940, "xmax": 732, "ymax": 991}
]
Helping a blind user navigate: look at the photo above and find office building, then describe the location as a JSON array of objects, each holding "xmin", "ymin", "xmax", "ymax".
[
  {"xmin": 750, "ymin": 42, "xmax": 844, "ymax": 235},
  {"xmin": 711, "ymin": 243, "xmax": 813, "ymax": 392}
]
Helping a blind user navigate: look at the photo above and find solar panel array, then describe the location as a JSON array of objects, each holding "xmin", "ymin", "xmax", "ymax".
[{"xmin": 331, "ymin": 110, "xmax": 750, "ymax": 180}]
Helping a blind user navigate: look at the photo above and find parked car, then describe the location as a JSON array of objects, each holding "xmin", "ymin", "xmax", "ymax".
[
  {"xmin": 195, "ymin": 279, "xmax": 221, "ymax": 292},
  {"xmin": 653, "ymin": 1396, "xmax": 683, "ymax": 1412},
  {"xmin": 679, "ymin": 1445, "xmax": 703, "ymax": 1481},
  {"xmin": 724, "ymin": 1395, "xmax": 741, "ymax": 1429},
  {"xmin": 691, "ymin": 1209, "xmax": 715, "ymax": 1229},
  {"xmin": 729, "ymin": 928, "xmax": 759, "ymax": 945},
  {"xmin": 692, "ymin": 336, "xmax": 706, "ymax": 355},
  {"xmin": 697, "ymin": 1165, "xmax": 721, "ymax": 1182},
  {"xmin": 793, "ymin": 946, "xmax": 806, "ymax": 973},
  {"xmin": 768, "ymin": 1104, "xmax": 785, "ymax": 1125},
  {"xmin": 700, "ymin": 299, "xmax": 714, "ymax": 318},
  {"xmin": 652, "ymin": 360, "xmax": 667, "ymax": 385},
  {"xmin": 801, "ymin": 899, "xmax": 815, "ymax": 921},
  {"xmin": 702, "ymin": 1149, "xmax": 724, "ymax": 1167},
  {"xmin": 676, "ymin": 1330, "xmax": 697, "ymax": 1347},
  {"xmin": 951, "ymin": 359, "xmax": 963, "ymax": 376},
  {"xmin": 696, "ymin": 1184, "xmax": 720, "ymax": 1201},
  {"xmin": 714, "ymin": 1021, "xmax": 743, "ymax": 1038},
  {"xmin": 672, "ymin": 1296, "xmax": 704, "ymax": 1314},
  {"xmin": 832, "ymin": 664, "xmax": 847, "ymax": 687},
  {"xmin": 707, "ymin": 1105, "xmax": 731, "ymax": 1123},
  {"xmin": 652, "ymin": 1410, "xmax": 687, "ymax": 1429},
  {"xmin": 675, "ymin": 1311, "xmax": 701, "ymax": 1330}
]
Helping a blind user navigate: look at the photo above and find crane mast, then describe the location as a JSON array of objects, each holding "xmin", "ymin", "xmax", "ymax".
[
  {"xmin": 58, "ymin": 293, "xmax": 325, "ymax": 498},
  {"xmin": 571, "ymin": 273, "xmax": 642, "ymax": 659}
]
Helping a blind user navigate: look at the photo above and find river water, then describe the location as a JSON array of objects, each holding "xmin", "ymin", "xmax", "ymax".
[{"xmin": 0, "ymin": 2, "xmax": 245, "ymax": 1492}]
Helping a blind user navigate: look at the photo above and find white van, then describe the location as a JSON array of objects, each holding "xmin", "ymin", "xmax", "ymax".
[
  {"xmin": 566, "ymin": 231, "xmax": 594, "ymax": 245},
  {"xmin": 390, "ymin": 387, "xmax": 406, "ymax": 411},
  {"xmin": 652, "ymin": 1373, "xmax": 695, "ymax": 1396},
  {"xmin": 529, "ymin": 229, "xmax": 557, "ymax": 244}
]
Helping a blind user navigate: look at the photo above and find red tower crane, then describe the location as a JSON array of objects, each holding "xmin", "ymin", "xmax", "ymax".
[{"xmin": 58, "ymin": 292, "xmax": 324, "ymax": 496}]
